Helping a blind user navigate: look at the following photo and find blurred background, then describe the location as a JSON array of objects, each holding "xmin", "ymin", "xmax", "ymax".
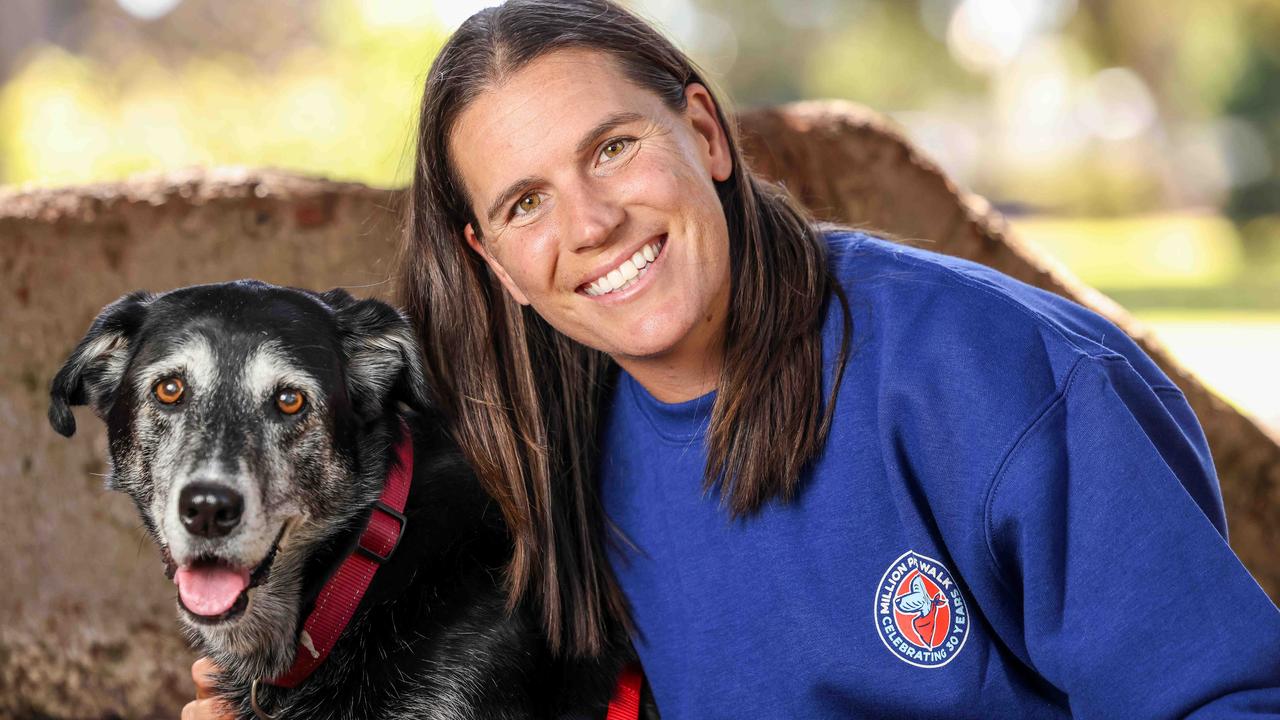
[{"xmin": 0, "ymin": 0, "xmax": 1276, "ymax": 432}]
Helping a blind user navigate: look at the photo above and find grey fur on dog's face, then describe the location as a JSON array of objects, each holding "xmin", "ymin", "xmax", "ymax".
[
  {"xmin": 121, "ymin": 331, "xmax": 348, "ymax": 663},
  {"xmin": 132, "ymin": 335, "xmax": 319, "ymax": 571},
  {"xmin": 50, "ymin": 281, "xmax": 429, "ymax": 677}
]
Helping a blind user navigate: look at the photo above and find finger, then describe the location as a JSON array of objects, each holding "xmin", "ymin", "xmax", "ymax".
[
  {"xmin": 183, "ymin": 698, "xmax": 232, "ymax": 720},
  {"xmin": 181, "ymin": 702, "xmax": 216, "ymax": 717},
  {"xmin": 192, "ymin": 657, "xmax": 219, "ymax": 699}
]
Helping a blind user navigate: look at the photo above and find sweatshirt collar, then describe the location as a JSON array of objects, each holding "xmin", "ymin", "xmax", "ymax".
[{"xmin": 621, "ymin": 370, "xmax": 716, "ymax": 444}]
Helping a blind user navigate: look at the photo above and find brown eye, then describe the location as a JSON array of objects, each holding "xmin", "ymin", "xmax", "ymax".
[
  {"xmin": 601, "ymin": 139, "xmax": 627, "ymax": 159},
  {"xmin": 515, "ymin": 193, "xmax": 542, "ymax": 215},
  {"xmin": 276, "ymin": 389, "xmax": 305, "ymax": 415},
  {"xmin": 154, "ymin": 377, "xmax": 185, "ymax": 405}
]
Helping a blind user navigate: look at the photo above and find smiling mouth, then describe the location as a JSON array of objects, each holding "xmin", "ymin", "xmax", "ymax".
[
  {"xmin": 168, "ymin": 526, "xmax": 286, "ymax": 625},
  {"xmin": 580, "ymin": 235, "xmax": 666, "ymax": 297}
]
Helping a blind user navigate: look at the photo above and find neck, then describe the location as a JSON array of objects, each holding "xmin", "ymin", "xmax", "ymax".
[
  {"xmin": 614, "ymin": 319, "xmax": 727, "ymax": 404},
  {"xmin": 615, "ymin": 303, "xmax": 727, "ymax": 404},
  {"xmin": 617, "ymin": 352, "xmax": 720, "ymax": 403}
]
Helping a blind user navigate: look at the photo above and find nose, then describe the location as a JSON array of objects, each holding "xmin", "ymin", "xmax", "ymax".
[
  {"xmin": 178, "ymin": 483, "xmax": 244, "ymax": 538},
  {"xmin": 566, "ymin": 180, "xmax": 625, "ymax": 252}
]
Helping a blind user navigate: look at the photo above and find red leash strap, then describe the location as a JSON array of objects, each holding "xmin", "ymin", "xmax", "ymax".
[
  {"xmin": 605, "ymin": 663, "xmax": 644, "ymax": 720},
  {"xmin": 269, "ymin": 424, "xmax": 412, "ymax": 689}
]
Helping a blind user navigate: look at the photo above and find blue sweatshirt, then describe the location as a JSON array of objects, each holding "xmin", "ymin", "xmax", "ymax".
[{"xmin": 598, "ymin": 231, "xmax": 1280, "ymax": 718}]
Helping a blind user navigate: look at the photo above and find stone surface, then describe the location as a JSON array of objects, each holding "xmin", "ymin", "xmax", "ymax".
[{"xmin": 1, "ymin": 104, "xmax": 1275, "ymax": 718}]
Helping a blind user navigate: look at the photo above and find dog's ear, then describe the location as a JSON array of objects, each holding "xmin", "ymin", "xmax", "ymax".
[
  {"xmin": 322, "ymin": 290, "xmax": 432, "ymax": 420},
  {"xmin": 49, "ymin": 291, "xmax": 154, "ymax": 438}
]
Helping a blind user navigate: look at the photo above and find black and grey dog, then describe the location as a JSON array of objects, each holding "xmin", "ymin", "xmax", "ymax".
[{"xmin": 49, "ymin": 281, "xmax": 627, "ymax": 719}]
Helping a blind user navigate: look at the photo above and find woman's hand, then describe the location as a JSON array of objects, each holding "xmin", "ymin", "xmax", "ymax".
[{"xmin": 181, "ymin": 657, "xmax": 234, "ymax": 720}]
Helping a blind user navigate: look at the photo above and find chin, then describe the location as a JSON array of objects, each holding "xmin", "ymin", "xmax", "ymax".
[{"xmin": 612, "ymin": 311, "xmax": 710, "ymax": 361}]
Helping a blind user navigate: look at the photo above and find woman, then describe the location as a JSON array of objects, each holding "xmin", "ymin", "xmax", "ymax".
[{"xmin": 189, "ymin": 0, "xmax": 1280, "ymax": 716}]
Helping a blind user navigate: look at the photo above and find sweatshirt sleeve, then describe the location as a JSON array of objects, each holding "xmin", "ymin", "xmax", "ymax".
[{"xmin": 984, "ymin": 354, "xmax": 1280, "ymax": 718}]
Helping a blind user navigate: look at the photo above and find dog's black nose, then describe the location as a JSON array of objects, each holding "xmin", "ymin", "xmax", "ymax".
[{"xmin": 178, "ymin": 483, "xmax": 244, "ymax": 538}]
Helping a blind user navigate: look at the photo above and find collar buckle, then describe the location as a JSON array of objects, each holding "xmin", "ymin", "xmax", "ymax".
[{"xmin": 355, "ymin": 500, "xmax": 407, "ymax": 565}]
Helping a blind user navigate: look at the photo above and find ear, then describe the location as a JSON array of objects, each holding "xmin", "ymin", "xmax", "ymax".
[
  {"xmin": 49, "ymin": 291, "xmax": 154, "ymax": 438},
  {"xmin": 464, "ymin": 223, "xmax": 531, "ymax": 306},
  {"xmin": 321, "ymin": 289, "xmax": 432, "ymax": 420},
  {"xmin": 683, "ymin": 82, "xmax": 733, "ymax": 183}
]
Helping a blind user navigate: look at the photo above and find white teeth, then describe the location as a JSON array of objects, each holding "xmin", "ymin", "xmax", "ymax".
[{"xmin": 584, "ymin": 238, "xmax": 664, "ymax": 297}]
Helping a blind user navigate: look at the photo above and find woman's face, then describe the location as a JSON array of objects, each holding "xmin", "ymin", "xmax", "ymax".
[{"xmin": 452, "ymin": 49, "xmax": 733, "ymax": 376}]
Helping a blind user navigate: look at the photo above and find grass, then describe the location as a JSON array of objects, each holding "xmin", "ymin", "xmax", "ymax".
[
  {"xmin": 1012, "ymin": 212, "xmax": 1280, "ymax": 432},
  {"xmin": 1014, "ymin": 213, "xmax": 1244, "ymax": 290},
  {"xmin": 1136, "ymin": 311, "xmax": 1280, "ymax": 431}
]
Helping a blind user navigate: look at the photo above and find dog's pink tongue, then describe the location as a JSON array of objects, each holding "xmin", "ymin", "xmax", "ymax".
[{"xmin": 175, "ymin": 565, "xmax": 250, "ymax": 616}]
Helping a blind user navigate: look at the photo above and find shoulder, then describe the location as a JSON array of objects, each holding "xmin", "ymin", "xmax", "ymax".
[
  {"xmin": 821, "ymin": 228, "xmax": 1180, "ymax": 398},
  {"xmin": 816, "ymin": 229, "xmax": 1198, "ymax": 515}
]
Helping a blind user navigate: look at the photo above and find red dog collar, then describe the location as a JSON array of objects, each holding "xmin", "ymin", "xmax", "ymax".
[{"xmin": 269, "ymin": 422, "xmax": 413, "ymax": 689}]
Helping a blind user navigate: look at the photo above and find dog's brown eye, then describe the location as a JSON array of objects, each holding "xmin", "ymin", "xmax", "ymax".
[
  {"xmin": 276, "ymin": 389, "xmax": 305, "ymax": 415},
  {"xmin": 154, "ymin": 377, "xmax": 185, "ymax": 405}
]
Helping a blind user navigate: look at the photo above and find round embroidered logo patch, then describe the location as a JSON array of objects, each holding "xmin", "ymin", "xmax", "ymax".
[{"xmin": 875, "ymin": 550, "xmax": 969, "ymax": 668}]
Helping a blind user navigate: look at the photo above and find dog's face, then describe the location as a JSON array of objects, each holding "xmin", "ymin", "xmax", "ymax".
[{"xmin": 49, "ymin": 281, "xmax": 428, "ymax": 671}]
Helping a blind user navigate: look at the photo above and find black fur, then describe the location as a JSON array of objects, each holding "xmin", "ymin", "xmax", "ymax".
[
  {"xmin": 49, "ymin": 290, "xmax": 153, "ymax": 437},
  {"xmin": 50, "ymin": 281, "xmax": 632, "ymax": 719}
]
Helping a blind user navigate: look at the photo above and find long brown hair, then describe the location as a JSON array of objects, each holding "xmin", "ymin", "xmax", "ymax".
[{"xmin": 398, "ymin": 0, "xmax": 851, "ymax": 657}]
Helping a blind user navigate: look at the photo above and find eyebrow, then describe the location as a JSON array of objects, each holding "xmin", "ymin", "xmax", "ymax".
[
  {"xmin": 483, "ymin": 110, "xmax": 647, "ymax": 224},
  {"xmin": 574, "ymin": 110, "xmax": 645, "ymax": 154},
  {"xmin": 485, "ymin": 175, "xmax": 540, "ymax": 225}
]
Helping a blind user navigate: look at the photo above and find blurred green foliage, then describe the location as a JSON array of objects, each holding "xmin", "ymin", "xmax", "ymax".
[
  {"xmin": 0, "ymin": 0, "xmax": 1276, "ymax": 277},
  {"xmin": 0, "ymin": 0, "xmax": 1274, "ymax": 425},
  {"xmin": 1, "ymin": 0, "xmax": 1277, "ymax": 218},
  {"xmin": 0, "ymin": 0, "xmax": 446, "ymax": 187}
]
